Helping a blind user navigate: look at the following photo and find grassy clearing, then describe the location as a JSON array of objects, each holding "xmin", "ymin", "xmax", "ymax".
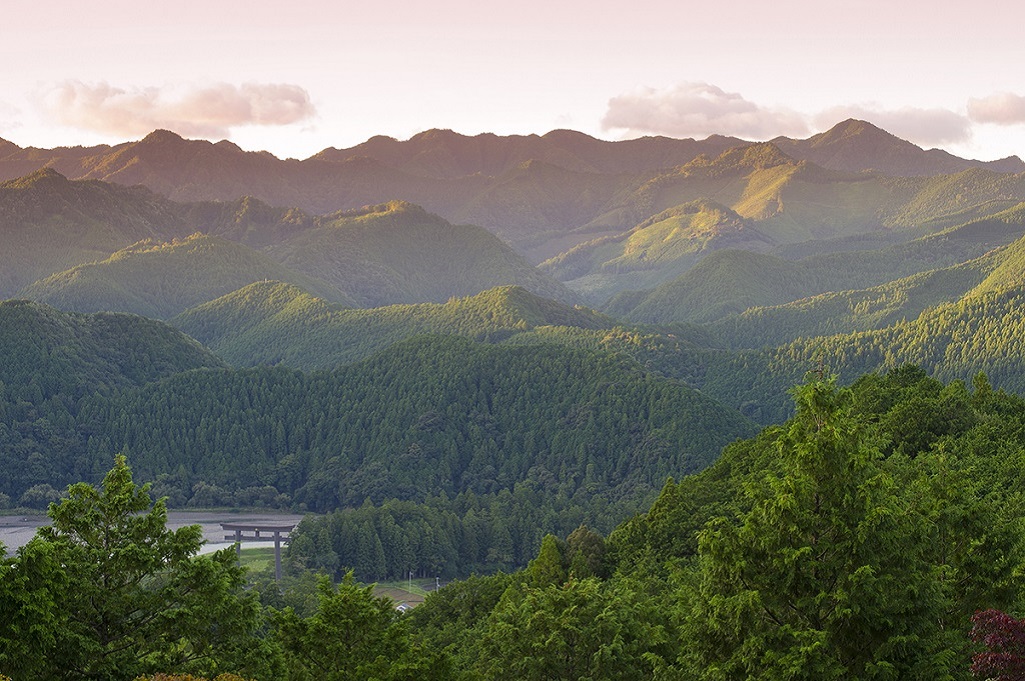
[
  {"xmin": 238, "ymin": 546, "xmax": 276, "ymax": 573},
  {"xmin": 373, "ymin": 579, "xmax": 443, "ymax": 608}
]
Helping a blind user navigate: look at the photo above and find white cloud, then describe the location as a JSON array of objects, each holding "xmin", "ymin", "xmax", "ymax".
[
  {"xmin": 814, "ymin": 105, "xmax": 972, "ymax": 147},
  {"xmin": 0, "ymin": 100, "xmax": 22, "ymax": 136},
  {"xmin": 600, "ymin": 82, "xmax": 809, "ymax": 140},
  {"xmin": 600, "ymin": 82, "xmax": 976, "ymax": 149},
  {"xmin": 968, "ymin": 92, "xmax": 1025, "ymax": 126},
  {"xmin": 38, "ymin": 81, "xmax": 316, "ymax": 138}
]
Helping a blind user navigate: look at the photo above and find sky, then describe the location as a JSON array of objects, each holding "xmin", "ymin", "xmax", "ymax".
[{"xmin": 2, "ymin": 0, "xmax": 1024, "ymax": 161}]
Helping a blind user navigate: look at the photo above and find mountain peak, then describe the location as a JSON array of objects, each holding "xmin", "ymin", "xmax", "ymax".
[
  {"xmin": 139, "ymin": 129, "xmax": 187, "ymax": 145},
  {"xmin": 769, "ymin": 118, "xmax": 989, "ymax": 176},
  {"xmin": 2, "ymin": 166, "xmax": 71, "ymax": 190},
  {"xmin": 0, "ymin": 137, "xmax": 19, "ymax": 156},
  {"xmin": 812, "ymin": 118, "xmax": 905, "ymax": 147},
  {"xmin": 694, "ymin": 142, "xmax": 795, "ymax": 174},
  {"xmin": 325, "ymin": 199, "xmax": 434, "ymax": 224}
]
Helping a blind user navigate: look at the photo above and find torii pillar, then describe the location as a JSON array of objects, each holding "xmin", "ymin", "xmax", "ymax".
[{"xmin": 220, "ymin": 522, "xmax": 296, "ymax": 581}]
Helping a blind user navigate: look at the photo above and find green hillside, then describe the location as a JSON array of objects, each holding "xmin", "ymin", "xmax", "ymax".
[
  {"xmin": 582, "ymin": 143, "xmax": 905, "ymax": 240},
  {"xmin": 0, "ymin": 300, "xmax": 224, "ymax": 499},
  {"xmin": 19, "ymin": 234, "xmax": 354, "ymax": 318},
  {"xmin": 0, "ymin": 168, "xmax": 191, "ymax": 296},
  {"xmin": 540, "ymin": 200, "xmax": 769, "ymax": 301},
  {"xmin": 172, "ymin": 283, "xmax": 614, "ymax": 369},
  {"xmin": 267, "ymin": 200, "xmax": 578, "ymax": 306},
  {"xmin": 608, "ymin": 202, "xmax": 1025, "ymax": 325},
  {"xmin": 84, "ymin": 335, "xmax": 756, "ymax": 510},
  {"xmin": 708, "ymin": 230, "xmax": 1025, "ymax": 349},
  {"xmin": 692, "ymin": 280, "xmax": 1025, "ymax": 423},
  {"xmin": 708, "ymin": 258, "xmax": 994, "ymax": 349},
  {"xmin": 540, "ymin": 147, "xmax": 1025, "ymax": 304}
]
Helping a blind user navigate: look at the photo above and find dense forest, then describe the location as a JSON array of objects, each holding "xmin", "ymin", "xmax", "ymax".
[
  {"xmin": 3, "ymin": 369, "xmax": 1024, "ymax": 679},
  {"xmin": 0, "ymin": 300, "xmax": 755, "ymax": 581}
]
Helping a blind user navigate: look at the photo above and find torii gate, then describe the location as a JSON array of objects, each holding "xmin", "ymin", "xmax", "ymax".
[{"xmin": 221, "ymin": 522, "xmax": 296, "ymax": 581}]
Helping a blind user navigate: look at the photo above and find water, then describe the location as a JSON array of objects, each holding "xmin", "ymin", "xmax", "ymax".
[{"xmin": 0, "ymin": 511, "xmax": 307, "ymax": 556}]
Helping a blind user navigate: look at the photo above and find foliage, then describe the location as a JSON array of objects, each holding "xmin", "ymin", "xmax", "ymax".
[
  {"xmin": 0, "ymin": 456, "xmax": 263, "ymax": 680},
  {"xmin": 970, "ymin": 610, "xmax": 1025, "ymax": 680},
  {"xmin": 287, "ymin": 493, "xmax": 633, "ymax": 582},
  {"xmin": 0, "ymin": 301, "xmax": 223, "ymax": 501},
  {"xmin": 680, "ymin": 379, "xmax": 951, "ymax": 679},
  {"xmin": 470, "ymin": 577, "xmax": 673, "ymax": 681},
  {"xmin": 86, "ymin": 336, "xmax": 753, "ymax": 514},
  {"xmin": 134, "ymin": 675, "xmax": 253, "ymax": 681},
  {"xmin": 275, "ymin": 572, "xmax": 449, "ymax": 681}
]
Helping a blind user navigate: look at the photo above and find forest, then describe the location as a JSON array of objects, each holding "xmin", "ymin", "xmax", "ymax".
[{"xmin": 2, "ymin": 368, "xmax": 1024, "ymax": 680}]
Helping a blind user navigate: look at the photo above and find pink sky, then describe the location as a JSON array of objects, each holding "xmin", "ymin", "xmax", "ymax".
[{"xmin": 2, "ymin": 0, "xmax": 1024, "ymax": 161}]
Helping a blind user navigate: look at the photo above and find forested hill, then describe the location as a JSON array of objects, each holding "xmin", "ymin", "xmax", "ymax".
[
  {"xmin": 19, "ymin": 234, "xmax": 355, "ymax": 318},
  {"xmin": 263, "ymin": 200, "xmax": 577, "ymax": 307},
  {"xmin": 0, "ymin": 299, "xmax": 222, "ymax": 394},
  {"xmin": 606, "ymin": 200, "xmax": 1025, "ymax": 325},
  {"xmin": 278, "ymin": 368, "xmax": 1025, "ymax": 679},
  {"xmin": 82, "ymin": 335, "xmax": 755, "ymax": 511},
  {"xmin": 0, "ymin": 301, "xmax": 224, "ymax": 501},
  {"xmin": 171, "ymin": 283, "xmax": 615, "ymax": 369}
]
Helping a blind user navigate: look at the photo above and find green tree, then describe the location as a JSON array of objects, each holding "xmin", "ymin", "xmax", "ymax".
[
  {"xmin": 472, "ymin": 577, "xmax": 672, "ymax": 680},
  {"xmin": 525, "ymin": 534, "xmax": 566, "ymax": 587},
  {"xmin": 680, "ymin": 379, "xmax": 950, "ymax": 680},
  {"xmin": 566, "ymin": 525, "xmax": 608, "ymax": 579},
  {"xmin": 275, "ymin": 572, "xmax": 449, "ymax": 681},
  {"xmin": 0, "ymin": 456, "xmax": 261, "ymax": 680}
]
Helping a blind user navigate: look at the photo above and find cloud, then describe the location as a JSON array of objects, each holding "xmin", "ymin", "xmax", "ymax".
[
  {"xmin": 968, "ymin": 92, "xmax": 1025, "ymax": 125},
  {"xmin": 601, "ymin": 82, "xmax": 809, "ymax": 140},
  {"xmin": 601, "ymin": 82, "xmax": 974, "ymax": 149},
  {"xmin": 814, "ymin": 105, "xmax": 972, "ymax": 147},
  {"xmin": 0, "ymin": 100, "xmax": 22, "ymax": 135},
  {"xmin": 39, "ymin": 81, "xmax": 316, "ymax": 138}
]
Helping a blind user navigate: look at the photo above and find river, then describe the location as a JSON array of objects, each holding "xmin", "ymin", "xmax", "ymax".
[{"xmin": 0, "ymin": 510, "xmax": 308, "ymax": 556}]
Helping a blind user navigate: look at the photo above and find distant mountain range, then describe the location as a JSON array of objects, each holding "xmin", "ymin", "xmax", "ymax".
[
  {"xmin": 3, "ymin": 119, "xmax": 1022, "ymax": 264},
  {"xmin": 0, "ymin": 169, "xmax": 574, "ymax": 315}
]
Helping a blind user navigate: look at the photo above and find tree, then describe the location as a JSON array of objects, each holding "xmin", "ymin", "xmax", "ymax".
[
  {"xmin": 680, "ymin": 379, "xmax": 950, "ymax": 680},
  {"xmin": 525, "ymin": 534, "xmax": 566, "ymax": 587},
  {"xmin": 566, "ymin": 524, "xmax": 608, "ymax": 579},
  {"xmin": 970, "ymin": 610, "xmax": 1025, "ymax": 680},
  {"xmin": 275, "ymin": 572, "xmax": 449, "ymax": 681},
  {"xmin": 0, "ymin": 456, "xmax": 262, "ymax": 680},
  {"xmin": 472, "ymin": 577, "xmax": 673, "ymax": 680}
]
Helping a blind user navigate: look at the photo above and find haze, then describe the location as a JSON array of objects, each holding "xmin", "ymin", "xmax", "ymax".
[{"xmin": 2, "ymin": 0, "xmax": 1023, "ymax": 161}]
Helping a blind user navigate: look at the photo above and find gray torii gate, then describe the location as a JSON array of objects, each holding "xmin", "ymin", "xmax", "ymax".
[{"xmin": 221, "ymin": 522, "xmax": 296, "ymax": 581}]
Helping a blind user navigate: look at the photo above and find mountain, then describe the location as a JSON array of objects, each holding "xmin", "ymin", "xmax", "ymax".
[
  {"xmin": 0, "ymin": 168, "xmax": 193, "ymax": 296},
  {"xmin": 0, "ymin": 171, "xmax": 574, "ymax": 312},
  {"xmin": 772, "ymin": 119, "xmax": 1025, "ymax": 176},
  {"xmin": 312, "ymin": 128, "xmax": 745, "ymax": 177},
  {"xmin": 540, "ymin": 199, "xmax": 768, "ymax": 301},
  {"xmin": 0, "ymin": 137, "xmax": 18, "ymax": 158},
  {"xmin": 19, "ymin": 234, "xmax": 354, "ymax": 319},
  {"xmin": 172, "ymin": 283, "xmax": 613, "ymax": 369},
  {"xmin": 0, "ymin": 299, "xmax": 223, "ymax": 393},
  {"xmin": 0, "ymin": 130, "xmax": 702, "ymax": 256},
  {"xmin": 605, "ymin": 201, "xmax": 1025, "ymax": 324},
  {"xmin": 0, "ymin": 300, "xmax": 225, "ymax": 497},
  {"xmin": 5, "ymin": 123, "xmax": 1022, "ymax": 264},
  {"xmin": 265, "ymin": 200, "xmax": 578, "ymax": 306}
]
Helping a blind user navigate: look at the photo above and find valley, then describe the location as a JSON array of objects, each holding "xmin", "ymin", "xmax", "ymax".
[{"xmin": 4, "ymin": 120, "xmax": 1025, "ymax": 679}]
